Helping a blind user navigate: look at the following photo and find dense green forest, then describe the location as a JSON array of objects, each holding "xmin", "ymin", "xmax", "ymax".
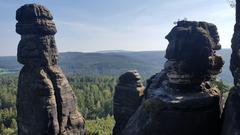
[
  {"xmin": 0, "ymin": 75, "xmax": 17, "ymax": 135},
  {"xmin": 0, "ymin": 72, "xmax": 231, "ymax": 135},
  {"xmin": 0, "ymin": 74, "xmax": 116, "ymax": 135}
]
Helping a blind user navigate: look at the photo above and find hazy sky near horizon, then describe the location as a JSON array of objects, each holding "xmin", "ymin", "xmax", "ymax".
[{"xmin": 0, "ymin": 0, "xmax": 235, "ymax": 56}]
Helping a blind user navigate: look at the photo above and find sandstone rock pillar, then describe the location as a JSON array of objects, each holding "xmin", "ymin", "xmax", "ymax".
[
  {"xmin": 221, "ymin": 0, "xmax": 240, "ymax": 134},
  {"xmin": 117, "ymin": 21, "xmax": 224, "ymax": 135},
  {"xmin": 16, "ymin": 4, "xmax": 85, "ymax": 135},
  {"xmin": 113, "ymin": 70, "xmax": 144, "ymax": 135}
]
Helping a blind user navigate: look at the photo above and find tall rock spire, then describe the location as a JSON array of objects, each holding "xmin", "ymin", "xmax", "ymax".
[
  {"xmin": 16, "ymin": 4, "xmax": 85, "ymax": 135},
  {"xmin": 221, "ymin": 0, "xmax": 240, "ymax": 134},
  {"xmin": 230, "ymin": 0, "xmax": 240, "ymax": 86}
]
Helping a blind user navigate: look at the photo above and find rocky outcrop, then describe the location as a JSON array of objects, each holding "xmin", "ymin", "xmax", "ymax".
[
  {"xmin": 16, "ymin": 4, "xmax": 85, "ymax": 135},
  {"xmin": 221, "ymin": 1, "xmax": 240, "ymax": 135},
  {"xmin": 113, "ymin": 70, "xmax": 144, "ymax": 135},
  {"xmin": 114, "ymin": 21, "xmax": 224, "ymax": 135},
  {"xmin": 230, "ymin": 0, "xmax": 240, "ymax": 86}
]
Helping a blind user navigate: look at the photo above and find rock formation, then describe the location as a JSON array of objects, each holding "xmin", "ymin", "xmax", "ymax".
[
  {"xmin": 113, "ymin": 70, "xmax": 144, "ymax": 135},
  {"xmin": 221, "ymin": 1, "xmax": 240, "ymax": 134},
  {"xmin": 114, "ymin": 21, "xmax": 224, "ymax": 135},
  {"xmin": 16, "ymin": 4, "xmax": 85, "ymax": 135},
  {"xmin": 230, "ymin": 0, "xmax": 240, "ymax": 86}
]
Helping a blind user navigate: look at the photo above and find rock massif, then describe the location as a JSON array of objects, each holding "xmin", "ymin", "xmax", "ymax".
[
  {"xmin": 113, "ymin": 21, "xmax": 224, "ymax": 135},
  {"xmin": 113, "ymin": 70, "xmax": 144, "ymax": 135},
  {"xmin": 221, "ymin": 1, "xmax": 240, "ymax": 135},
  {"xmin": 16, "ymin": 4, "xmax": 85, "ymax": 135}
]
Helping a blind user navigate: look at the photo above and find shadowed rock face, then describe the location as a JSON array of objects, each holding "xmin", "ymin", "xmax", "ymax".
[
  {"xmin": 114, "ymin": 21, "xmax": 223, "ymax": 135},
  {"xmin": 113, "ymin": 70, "xmax": 144, "ymax": 135},
  {"xmin": 16, "ymin": 4, "xmax": 85, "ymax": 135},
  {"xmin": 165, "ymin": 21, "xmax": 223, "ymax": 85},
  {"xmin": 230, "ymin": 1, "xmax": 240, "ymax": 87},
  {"xmin": 221, "ymin": 1, "xmax": 240, "ymax": 135}
]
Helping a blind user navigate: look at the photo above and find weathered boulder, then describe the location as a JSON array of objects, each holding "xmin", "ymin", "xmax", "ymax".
[
  {"xmin": 118, "ymin": 21, "xmax": 223, "ymax": 135},
  {"xmin": 221, "ymin": 1, "xmax": 240, "ymax": 135},
  {"xmin": 16, "ymin": 4, "xmax": 85, "ymax": 135},
  {"xmin": 113, "ymin": 70, "xmax": 144, "ymax": 135}
]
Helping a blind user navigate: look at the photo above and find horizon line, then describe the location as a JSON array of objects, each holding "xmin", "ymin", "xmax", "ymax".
[{"xmin": 0, "ymin": 48, "xmax": 232, "ymax": 57}]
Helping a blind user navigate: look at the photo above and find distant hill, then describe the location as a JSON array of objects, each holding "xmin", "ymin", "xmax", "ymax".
[
  {"xmin": 96, "ymin": 50, "xmax": 131, "ymax": 53},
  {"xmin": 217, "ymin": 49, "xmax": 232, "ymax": 84},
  {"xmin": 59, "ymin": 52, "xmax": 160, "ymax": 77},
  {"xmin": 0, "ymin": 49, "xmax": 232, "ymax": 84}
]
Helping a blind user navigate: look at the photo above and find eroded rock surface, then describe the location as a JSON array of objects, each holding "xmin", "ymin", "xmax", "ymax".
[
  {"xmin": 221, "ymin": 1, "xmax": 240, "ymax": 135},
  {"xmin": 230, "ymin": 0, "xmax": 240, "ymax": 87},
  {"xmin": 113, "ymin": 70, "xmax": 144, "ymax": 135},
  {"xmin": 16, "ymin": 4, "xmax": 85, "ymax": 135},
  {"xmin": 114, "ymin": 21, "xmax": 224, "ymax": 135}
]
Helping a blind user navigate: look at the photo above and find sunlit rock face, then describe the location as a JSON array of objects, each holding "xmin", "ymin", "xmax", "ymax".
[
  {"xmin": 16, "ymin": 4, "xmax": 85, "ymax": 135},
  {"xmin": 113, "ymin": 70, "xmax": 144, "ymax": 135},
  {"xmin": 16, "ymin": 4, "xmax": 58, "ymax": 67},
  {"xmin": 115, "ymin": 21, "xmax": 224, "ymax": 135},
  {"xmin": 221, "ymin": 1, "xmax": 240, "ymax": 135}
]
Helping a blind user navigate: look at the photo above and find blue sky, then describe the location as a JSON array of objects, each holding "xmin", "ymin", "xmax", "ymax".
[{"xmin": 0, "ymin": 0, "xmax": 235, "ymax": 56}]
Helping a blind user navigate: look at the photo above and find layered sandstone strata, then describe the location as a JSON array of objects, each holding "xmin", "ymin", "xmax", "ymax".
[
  {"xmin": 114, "ymin": 21, "xmax": 224, "ymax": 135},
  {"xmin": 16, "ymin": 4, "xmax": 85, "ymax": 135},
  {"xmin": 113, "ymin": 70, "xmax": 144, "ymax": 135}
]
